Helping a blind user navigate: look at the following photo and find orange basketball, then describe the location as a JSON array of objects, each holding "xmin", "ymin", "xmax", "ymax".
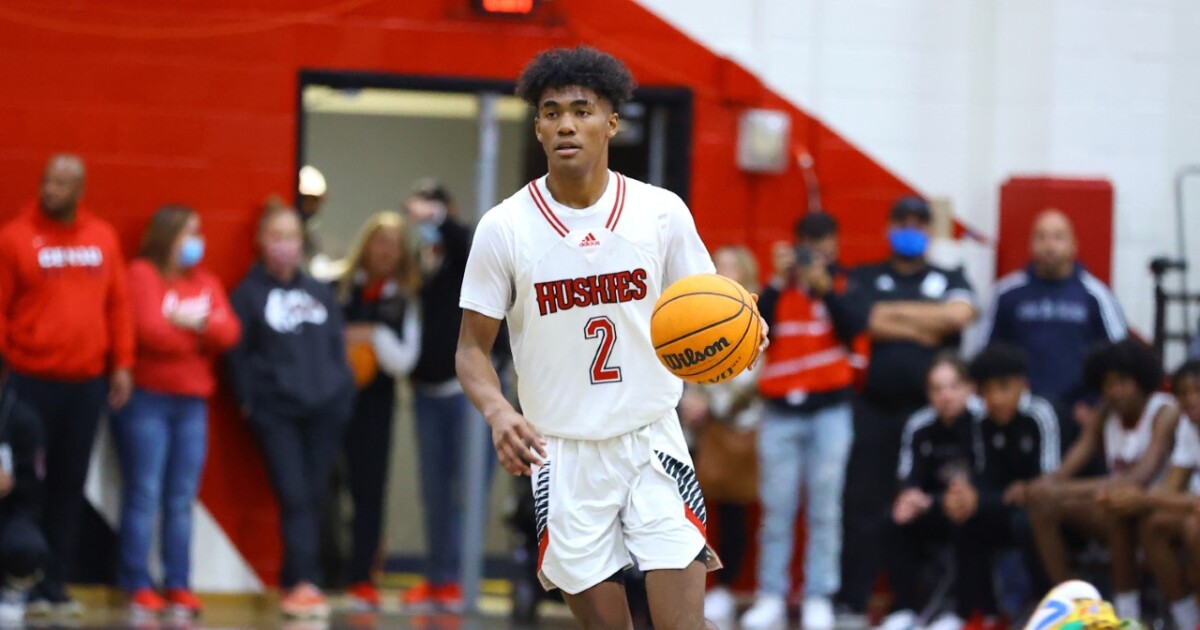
[
  {"xmin": 347, "ymin": 341, "xmax": 378, "ymax": 388},
  {"xmin": 651, "ymin": 273, "xmax": 762, "ymax": 384}
]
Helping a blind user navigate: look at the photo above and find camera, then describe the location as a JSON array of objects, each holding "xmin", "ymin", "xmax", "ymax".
[{"xmin": 794, "ymin": 244, "xmax": 814, "ymax": 268}]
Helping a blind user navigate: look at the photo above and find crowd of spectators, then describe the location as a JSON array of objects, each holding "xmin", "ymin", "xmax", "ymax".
[
  {"xmin": 1, "ymin": 151, "xmax": 1198, "ymax": 630},
  {"xmin": 688, "ymin": 190, "xmax": 1200, "ymax": 630}
]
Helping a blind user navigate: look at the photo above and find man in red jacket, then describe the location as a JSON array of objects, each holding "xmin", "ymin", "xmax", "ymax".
[{"xmin": 0, "ymin": 154, "xmax": 134, "ymax": 615}]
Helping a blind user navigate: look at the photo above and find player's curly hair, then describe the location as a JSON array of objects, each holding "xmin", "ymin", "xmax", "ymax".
[
  {"xmin": 1083, "ymin": 339, "xmax": 1163, "ymax": 395},
  {"xmin": 969, "ymin": 343, "xmax": 1029, "ymax": 385},
  {"xmin": 515, "ymin": 46, "xmax": 636, "ymax": 109}
]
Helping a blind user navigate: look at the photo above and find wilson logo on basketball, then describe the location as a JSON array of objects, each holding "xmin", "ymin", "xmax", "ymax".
[
  {"xmin": 579, "ymin": 232, "xmax": 600, "ymax": 247},
  {"xmin": 660, "ymin": 337, "xmax": 731, "ymax": 371}
]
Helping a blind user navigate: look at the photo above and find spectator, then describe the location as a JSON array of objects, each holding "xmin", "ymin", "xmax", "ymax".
[
  {"xmin": 0, "ymin": 363, "xmax": 48, "ymax": 624},
  {"xmin": 981, "ymin": 209, "xmax": 1126, "ymax": 410},
  {"xmin": 0, "ymin": 154, "xmax": 134, "ymax": 615},
  {"xmin": 1026, "ymin": 339, "xmax": 1179, "ymax": 621},
  {"xmin": 297, "ymin": 165, "xmax": 335, "ymax": 278},
  {"xmin": 742, "ymin": 214, "xmax": 860, "ymax": 630},
  {"xmin": 227, "ymin": 204, "xmax": 354, "ymax": 619},
  {"xmin": 881, "ymin": 352, "xmax": 978, "ymax": 630},
  {"xmin": 887, "ymin": 345, "xmax": 1058, "ymax": 630},
  {"xmin": 1133, "ymin": 361, "xmax": 1200, "ymax": 630},
  {"xmin": 682, "ymin": 246, "xmax": 764, "ymax": 624},
  {"xmin": 401, "ymin": 180, "xmax": 493, "ymax": 612},
  {"xmin": 336, "ymin": 212, "xmax": 422, "ymax": 609},
  {"xmin": 115, "ymin": 205, "xmax": 241, "ymax": 616},
  {"xmin": 839, "ymin": 196, "xmax": 977, "ymax": 618}
]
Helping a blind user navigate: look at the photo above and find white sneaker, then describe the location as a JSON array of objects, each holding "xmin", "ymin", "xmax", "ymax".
[
  {"xmin": 923, "ymin": 612, "xmax": 964, "ymax": 630},
  {"xmin": 878, "ymin": 610, "xmax": 917, "ymax": 630},
  {"xmin": 705, "ymin": 586, "xmax": 736, "ymax": 621},
  {"xmin": 741, "ymin": 595, "xmax": 787, "ymax": 630},
  {"xmin": 803, "ymin": 597, "xmax": 834, "ymax": 630}
]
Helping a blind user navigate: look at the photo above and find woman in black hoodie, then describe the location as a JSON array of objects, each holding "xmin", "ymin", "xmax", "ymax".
[{"xmin": 227, "ymin": 204, "xmax": 353, "ymax": 619}]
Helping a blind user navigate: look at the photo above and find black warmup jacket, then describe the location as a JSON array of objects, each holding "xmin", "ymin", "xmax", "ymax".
[{"xmin": 227, "ymin": 263, "xmax": 354, "ymax": 418}]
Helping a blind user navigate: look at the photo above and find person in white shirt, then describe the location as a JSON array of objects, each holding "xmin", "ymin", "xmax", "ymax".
[
  {"xmin": 456, "ymin": 46, "xmax": 766, "ymax": 630},
  {"xmin": 1026, "ymin": 340, "xmax": 1180, "ymax": 621},
  {"xmin": 1122, "ymin": 361, "xmax": 1200, "ymax": 630}
]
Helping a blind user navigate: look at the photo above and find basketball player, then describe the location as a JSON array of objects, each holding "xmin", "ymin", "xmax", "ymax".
[
  {"xmin": 457, "ymin": 47, "xmax": 766, "ymax": 629},
  {"xmin": 1026, "ymin": 339, "xmax": 1179, "ymax": 621}
]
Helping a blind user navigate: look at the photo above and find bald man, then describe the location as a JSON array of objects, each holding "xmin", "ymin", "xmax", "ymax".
[
  {"xmin": 0, "ymin": 154, "xmax": 134, "ymax": 615},
  {"xmin": 981, "ymin": 210, "xmax": 1126, "ymax": 409}
]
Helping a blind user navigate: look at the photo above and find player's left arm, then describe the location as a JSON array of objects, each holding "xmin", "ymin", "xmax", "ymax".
[{"xmin": 1121, "ymin": 403, "xmax": 1182, "ymax": 487}]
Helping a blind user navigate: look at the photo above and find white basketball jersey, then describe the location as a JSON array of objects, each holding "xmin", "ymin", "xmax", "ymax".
[
  {"xmin": 1103, "ymin": 391, "xmax": 1175, "ymax": 473},
  {"xmin": 460, "ymin": 172, "xmax": 715, "ymax": 440}
]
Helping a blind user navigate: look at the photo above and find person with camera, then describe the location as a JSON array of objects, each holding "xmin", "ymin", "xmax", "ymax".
[{"xmin": 741, "ymin": 213, "xmax": 863, "ymax": 630}]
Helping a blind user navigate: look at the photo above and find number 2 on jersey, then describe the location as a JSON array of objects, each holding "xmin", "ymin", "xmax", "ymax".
[{"xmin": 584, "ymin": 316, "xmax": 622, "ymax": 384}]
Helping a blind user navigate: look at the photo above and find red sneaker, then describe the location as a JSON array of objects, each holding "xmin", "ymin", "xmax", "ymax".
[
  {"xmin": 165, "ymin": 589, "xmax": 203, "ymax": 616},
  {"xmin": 401, "ymin": 581, "xmax": 438, "ymax": 612},
  {"xmin": 347, "ymin": 582, "xmax": 381, "ymax": 610},
  {"xmin": 435, "ymin": 583, "xmax": 464, "ymax": 612},
  {"xmin": 129, "ymin": 589, "xmax": 165, "ymax": 615},
  {"xmin": 280, "ymin": 583, "xmax": 330, "ymax": 619}
]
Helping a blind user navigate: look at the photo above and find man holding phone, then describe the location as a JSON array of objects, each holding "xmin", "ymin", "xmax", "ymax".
[{"xmin": 743, "ymin": 213, "xmax": 863, "ymax": 630}]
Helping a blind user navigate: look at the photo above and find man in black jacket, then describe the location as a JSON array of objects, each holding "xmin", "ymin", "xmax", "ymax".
[
  {"xmin": 956, "ymin": 344, "xmax": 1059, "ymax": 628},
  {"xmin": 0, "ymin": 365, "xmax": 48, "ymax": 622},
  {"xmin": 401, "ymin": 180, "xmax": 501, "ymax": 610}
]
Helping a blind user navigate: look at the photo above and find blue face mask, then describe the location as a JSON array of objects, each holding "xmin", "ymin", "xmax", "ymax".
[
  {"xmin": 418, "ymin": 222, "xmax": 443, "ymax": 245},
  {"xmin": 178, "ymin": 236, "xmax": 205, "ymax": 268},
  {"xmin": 888, "ymin": 227, "xmax": 929, "ymax": 259}
]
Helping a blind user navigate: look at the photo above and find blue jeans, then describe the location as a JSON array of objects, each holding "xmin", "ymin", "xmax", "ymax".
[
  {"xmin": 112, "ymin": 389, "xmax": 208, "ymax": 591},
  {"xmin": 755, "ymin": 401, "xmax": 853, "ymax": 598},
  {"xmin": 414, "ymin": 389, "xmax": 495, "ymax": 585}
]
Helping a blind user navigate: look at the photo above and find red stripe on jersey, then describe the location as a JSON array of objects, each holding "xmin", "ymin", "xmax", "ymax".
[
  {"xmin": 528, "ymin": 181, "xmax": 568, "ymax": 237},
  {"xmin": 684, "ymin": 505, "xmax": 707, "ymax": 538},
  {"xmin": 605, "ymin": 173, "xmax": 627, "ymax": 231},
  {"xmin": 536, "ymin": 531, "xmax": 550, "ymax": 571}
]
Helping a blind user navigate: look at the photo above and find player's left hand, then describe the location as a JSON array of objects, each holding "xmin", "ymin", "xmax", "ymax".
[{"xmin": 747, "ymin": 294, "xmax": 769, "ymax": 370}]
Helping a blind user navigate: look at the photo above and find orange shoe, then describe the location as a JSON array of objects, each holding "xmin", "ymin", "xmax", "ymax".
[
  {"xmin": 347, "ymin": 582, "xmax": 381, "ymax": 610},
  {"xmin": 402, "ymin": 581, "xmax": 438, "ymax": 612},
  {"xmin": 129, "ymin": 589, "xmax": 165, "ymax": 615},
  {"xmin": 280, "ymin": 583, "xmax": 330, "ymax": 619},
  {"xmin": 435, "ymin": 583, "xmax": 464, "ymax": 613},
  {"xmin": 165, "ymin": 589, "xmax": 203, "ymax": 616}
]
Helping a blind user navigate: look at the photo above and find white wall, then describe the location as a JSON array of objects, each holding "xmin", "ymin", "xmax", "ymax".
[{"xmin": 638, "ymin": 0, "xmax": 1200, "ymax": 361}]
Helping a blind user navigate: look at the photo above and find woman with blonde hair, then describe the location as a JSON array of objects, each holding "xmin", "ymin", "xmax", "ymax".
[
  {"xmin": 681, "ymin": 245, "xmax": 764, "ymax": 622},
  {"xmin": 337, "ymin": 211, "xmax": 422, "ymax": 609}
]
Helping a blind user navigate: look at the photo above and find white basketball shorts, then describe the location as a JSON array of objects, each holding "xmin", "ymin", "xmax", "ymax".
[{"xmin": 531, "ymin": 411, "xmax": 722, "ymax": 595}]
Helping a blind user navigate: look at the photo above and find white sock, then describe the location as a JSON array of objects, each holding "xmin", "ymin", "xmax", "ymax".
[
  {"xmin": 1114, "ymin": 592, "xmax": 1141, "ymax": 621},
  {"xmin": 1171, "ymin": 597, "xmax": 1199, "ymax": 630}
]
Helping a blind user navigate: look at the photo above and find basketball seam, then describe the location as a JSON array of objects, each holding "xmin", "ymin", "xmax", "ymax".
[
  {"xmin": 652, "ymin": 291, "xmax": 747, "ymax": 319},
  {"xmin": 653, "ymin": 299, "xmax": 746, "ymax": 349},
  {"xmin": 669, "ymin": 296, "xmax": 756, "ymax": 378}
]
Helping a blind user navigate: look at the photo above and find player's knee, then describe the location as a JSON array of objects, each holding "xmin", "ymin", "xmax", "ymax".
[
  {"xmin": 1183, "ymin": 512, "xmax": 1200, "ymax": 545},
  {"xmin": 578, "ymin": 607, "xmax": 633, "ymax": 630}
]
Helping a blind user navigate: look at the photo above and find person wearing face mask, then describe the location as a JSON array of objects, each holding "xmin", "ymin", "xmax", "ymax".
[
  {"xmin": 837, "ymin": 196, "xmax": 978, "ymax": 621},
  {"xmin": 116, "ymin": 205, "xmax": 242, "ymax": 617},
  {"xmin": 226, "ymin": 204, "xmax": 355, "ymax": 620}
]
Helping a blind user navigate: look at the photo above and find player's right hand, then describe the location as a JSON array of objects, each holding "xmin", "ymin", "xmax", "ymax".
[{"xmin": 491, "ymin": 410, "xmax": 547, "ymax": 476}]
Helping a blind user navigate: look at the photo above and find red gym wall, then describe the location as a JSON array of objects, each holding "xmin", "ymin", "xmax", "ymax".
[
  {"xmin": 0, "ymin": 0, "xmax": 918, "ymax": 585},
  {"xmin": 997, "ymin": 177, "xmax": 1114, "ymax": 285}
]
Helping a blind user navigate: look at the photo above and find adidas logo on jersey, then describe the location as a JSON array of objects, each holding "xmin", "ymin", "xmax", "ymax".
[{"xmin": 579, "ymin": 232, "xmax": 600, "ymax": 247}]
